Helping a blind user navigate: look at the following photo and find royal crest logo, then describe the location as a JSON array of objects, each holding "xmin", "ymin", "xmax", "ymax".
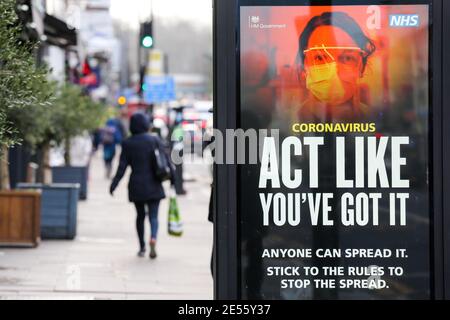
[{"xmin": 249, "ymin": 15, "xmax": 260, "ymax": 28}]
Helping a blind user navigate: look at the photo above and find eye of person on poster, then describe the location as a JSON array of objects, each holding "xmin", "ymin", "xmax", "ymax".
[{"xmin": 298, "ymin": 12, "xmax": 376, "ymax": 121}]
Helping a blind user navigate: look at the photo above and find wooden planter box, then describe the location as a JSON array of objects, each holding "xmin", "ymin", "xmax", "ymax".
[
  {"xmin": 52, "ymin": 166, "xmax": 88, "ymax": 200},
  {"xmin": 0, "ymin": 191, "xmax": 41, "ymax": 247},
  {"xmin": 17, "ymin": 183, "xmax": 79, "ymax": 240}
]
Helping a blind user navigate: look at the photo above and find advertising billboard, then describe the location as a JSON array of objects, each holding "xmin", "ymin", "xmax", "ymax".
[{"xmin": 239, "ymin": 2, "xmax": 431, "ymax": 299}]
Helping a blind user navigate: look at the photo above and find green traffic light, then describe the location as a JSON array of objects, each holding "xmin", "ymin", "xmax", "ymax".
[{"xmin": 142, "ymin": 36, "xmax": 153, "ymax": 48}]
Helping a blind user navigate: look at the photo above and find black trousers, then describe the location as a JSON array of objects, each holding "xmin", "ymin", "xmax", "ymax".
[{"xmin": 174, "ymin": 163, "xmax": 184, "ymax": 194}]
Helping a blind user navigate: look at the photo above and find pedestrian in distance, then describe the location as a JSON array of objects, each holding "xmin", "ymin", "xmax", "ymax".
[
  {"xmin": 169, "ymin": 108, "xmax": 187, "ymax": 195},
  {"xmin": 99, "ymin": 118, "xmax": 123, "ymax": 179},
  {"xmin": 109, "ymin": 112, "xmax": 174, "ymax": 259}
]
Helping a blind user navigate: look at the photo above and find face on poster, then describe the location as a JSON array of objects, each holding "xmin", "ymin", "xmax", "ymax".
[{"xmin": 239, "ymin": 3, "xmax": 430, "ymax": 300}]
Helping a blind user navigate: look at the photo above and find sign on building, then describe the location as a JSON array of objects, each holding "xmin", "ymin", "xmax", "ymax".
[{"xmin": 143, "ymin": 75, "xmax": 176, "ymax": 104}]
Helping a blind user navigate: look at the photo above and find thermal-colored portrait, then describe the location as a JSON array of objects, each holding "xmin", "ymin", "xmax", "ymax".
[{"xmin": 240, "ymin": 5, "xmax": 429, "ymax": 123}]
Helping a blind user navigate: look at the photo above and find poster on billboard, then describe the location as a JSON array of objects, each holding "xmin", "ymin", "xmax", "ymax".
[{"xmin": 239, "ymin": 1, "xmax": 431, "ymax": 299}]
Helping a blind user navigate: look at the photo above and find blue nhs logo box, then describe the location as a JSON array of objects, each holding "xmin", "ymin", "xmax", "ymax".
[{"xmin": 389, "ymin": 14, "xmax": 420, "ymax": 27}]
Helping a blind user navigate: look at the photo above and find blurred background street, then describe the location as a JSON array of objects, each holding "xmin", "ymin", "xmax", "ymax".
[
  {"xmin": 0, "ymin": 152, "xmax": 213, "ymax": 300},
  {"xmin": 0, "ymin": 0, "xmax": 215, "ymax": 300}
]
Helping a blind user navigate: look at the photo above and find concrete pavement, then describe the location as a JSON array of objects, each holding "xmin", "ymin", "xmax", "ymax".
[{"xmin": 0, "ymin": 152, "xmax": 213, "ymax": 300}]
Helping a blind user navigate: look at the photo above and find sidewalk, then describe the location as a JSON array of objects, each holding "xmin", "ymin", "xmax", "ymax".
[{"xmin": 0, "ymin": 152, "xmax": 213, "ymax": 300}]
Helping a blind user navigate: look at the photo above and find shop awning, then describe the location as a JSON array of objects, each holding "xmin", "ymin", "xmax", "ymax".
[{"xmin": 44, "ymin": 14, "xmax": 77, "ymax": 47}]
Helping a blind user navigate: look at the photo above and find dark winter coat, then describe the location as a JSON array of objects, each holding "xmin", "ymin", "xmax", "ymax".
[{"xmin": 110, "ymin": 113, "xmax": 170, "ymax": 202}]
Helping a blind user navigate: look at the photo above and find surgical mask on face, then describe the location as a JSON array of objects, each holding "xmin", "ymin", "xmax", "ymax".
[{"xmin": 306, "ymin": 61, "xmax": 349, "ymax": 105}]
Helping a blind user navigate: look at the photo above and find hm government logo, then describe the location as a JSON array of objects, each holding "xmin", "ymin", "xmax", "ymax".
[
  {"xmin": 249, "ymin": 15, "xmax": 260, "ymax": 28},
  {"xmin": 389, "ymin": 14, "xmax": 420, "ymax": 27},
  {"xmin": 251, "ymin": 15, "xmax": 260, "ymax": 24},
  {"xmin": 248, "ymin": 15, "xmax": 286, "ymax": 30}
]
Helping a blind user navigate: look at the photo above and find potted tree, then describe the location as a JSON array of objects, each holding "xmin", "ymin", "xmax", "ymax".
[
  {"xmin": 17, "ymin": 84, "xmax": 106, "ymax": 239},
  {"xmin": 0, "ymin": 0, "xmax": 50, "ymax": 247},
  {"xmin": 12, "ymin": 82, "xmax": 80, "ymax": 240},
  {"xmin": 50, "ymin": 84, "xmax": 106, "ymax": 200}
]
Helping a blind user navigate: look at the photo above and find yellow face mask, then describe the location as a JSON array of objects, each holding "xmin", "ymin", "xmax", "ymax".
[{"xmin": 305, "ymin": 62, "xmax": 347, "ymax": 105}]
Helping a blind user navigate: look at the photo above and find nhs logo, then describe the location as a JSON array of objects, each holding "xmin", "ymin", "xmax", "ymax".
[{"xmin": 389, "ymin": 14, "xmax": 420, "ymax": 27}]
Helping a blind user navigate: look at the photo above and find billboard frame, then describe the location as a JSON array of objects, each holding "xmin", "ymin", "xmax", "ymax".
[{"xmin": 213, "ymin": 0, "xmax": 449, "ymax": 300}]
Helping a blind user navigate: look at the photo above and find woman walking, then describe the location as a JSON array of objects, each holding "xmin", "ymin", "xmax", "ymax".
[{"xmin": 109, "ymin": 112, "xmax": 172, "ymax": 259}]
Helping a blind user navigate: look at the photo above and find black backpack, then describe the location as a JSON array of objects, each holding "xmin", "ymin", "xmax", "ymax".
[{"xmin": 152, "ymin": 137, "xmax": 172, "ymax": 182}]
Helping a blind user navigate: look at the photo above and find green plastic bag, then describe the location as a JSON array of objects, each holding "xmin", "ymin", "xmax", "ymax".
[{"xmin": 168, "ymin": 196, "xmax": 183, "ymax": 237}]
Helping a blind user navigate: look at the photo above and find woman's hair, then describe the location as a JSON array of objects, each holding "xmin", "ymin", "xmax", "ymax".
[{"xmin": 298, "ymin": 11, "xmax": 376, "ymax": 72}]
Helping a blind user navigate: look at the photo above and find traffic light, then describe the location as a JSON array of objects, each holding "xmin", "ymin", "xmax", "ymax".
[{"xmin": 140, "ymin": 21, "xmax": 154, "ymax": 48}]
